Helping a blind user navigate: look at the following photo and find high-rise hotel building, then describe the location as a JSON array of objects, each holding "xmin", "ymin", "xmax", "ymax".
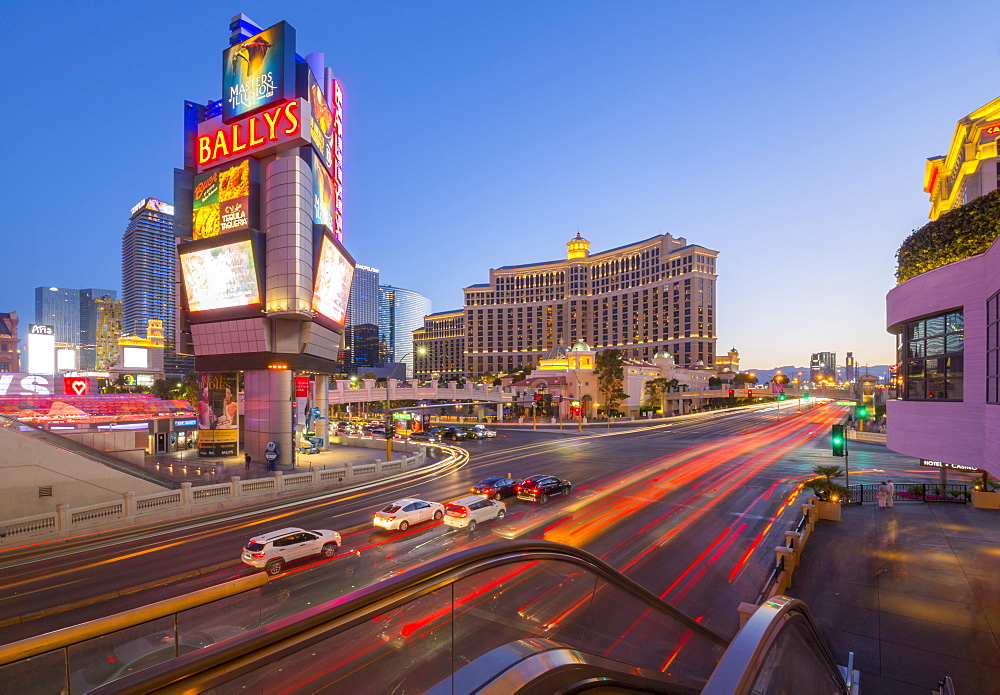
[
  {"xmin": 412, "ymin": 309, "xmax": 466, "ymax": 380},
  {"xmin": 379, "ymin": 286, "xmax": 431, "ymax": 377},
  {"xmin": 123, "ymin": 198, "xmax": 194, "ymax": 378},
  {"xmin": 457, "ymin": 233, "xmax": 718, "ymax": 377}
]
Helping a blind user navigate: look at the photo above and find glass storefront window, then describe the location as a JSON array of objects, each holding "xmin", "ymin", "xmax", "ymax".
[{"xmin": 900, "ymin": 310, "xmax": 963, "ymax": 402}]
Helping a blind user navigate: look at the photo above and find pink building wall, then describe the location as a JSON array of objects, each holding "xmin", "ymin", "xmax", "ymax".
[{"xmin": 886, "ymin": 237, "xmax": 1000, "ymax": 476}]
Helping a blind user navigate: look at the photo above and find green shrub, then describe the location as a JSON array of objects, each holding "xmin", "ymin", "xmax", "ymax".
[{"xmin": 896, "ymin": 188, "xmax": 1000, "ymax": 283}]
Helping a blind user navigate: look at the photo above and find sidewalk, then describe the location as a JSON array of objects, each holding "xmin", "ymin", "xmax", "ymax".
[
  {"xmin": 789, "ymin": 501, "xmax": 1000, "ymax": 693},
  {"xmin": 142, "ymin": 444, "xmax": 388, "ymax": 485}
]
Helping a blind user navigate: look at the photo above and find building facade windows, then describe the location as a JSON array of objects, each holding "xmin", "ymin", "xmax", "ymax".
[
  {"xmin": 901, "ymin": 310, "xmax": 964, "ymax": 401},
  {"xmin": 988, "ymin": 292, "xmax": 1000, "ymax": 404}
]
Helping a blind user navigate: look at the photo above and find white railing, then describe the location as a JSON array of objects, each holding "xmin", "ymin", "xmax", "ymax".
[
  {"xmin": 0, "ymin": 450, "xmax": 426, "ymax": 545},
  {"xmin": 328, "ymin": 379, "xmax": 516, "ymax": 405}
]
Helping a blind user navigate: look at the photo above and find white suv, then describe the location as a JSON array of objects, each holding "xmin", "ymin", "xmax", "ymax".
[
  {"xmin": 242, "ymin": 527, "xmax": 342, "ymax": 575},
  {"xmin": 443, "ymin": 496, "xmax": 506, "ymax": 531}
]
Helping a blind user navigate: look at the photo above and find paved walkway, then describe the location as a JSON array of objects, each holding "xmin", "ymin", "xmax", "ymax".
[
  {"xmin": 789, "ymin": 501, "xmax": 1000, "ymax": 693},
  {"xmin": 141, "ymin": 443, "xmax": 404, "ymax": 485}
]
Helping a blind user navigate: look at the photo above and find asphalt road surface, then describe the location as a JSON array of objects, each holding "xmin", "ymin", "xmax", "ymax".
[{"xmin": 0, "ymin": 401, "xmax": 945, "ymax": 657}]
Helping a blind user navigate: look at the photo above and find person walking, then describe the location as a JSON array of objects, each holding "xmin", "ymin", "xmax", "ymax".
[
  {"xmin": 244, "ymin": 453, "xmax": 252, "ymax": 472},
  {"xmin": 876, "ymin": 481, "xmax": 888, "ymax": 509},
  {"xmin": 886, "ymin": 479, "xmax": 895, "ymax": 508}
]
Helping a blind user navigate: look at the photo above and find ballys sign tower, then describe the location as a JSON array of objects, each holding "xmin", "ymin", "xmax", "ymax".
[{"xmin": 175, "ymin": 14, "xmax": 351, "ymax": 466}]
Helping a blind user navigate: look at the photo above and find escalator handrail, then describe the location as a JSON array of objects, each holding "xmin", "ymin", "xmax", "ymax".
[
  {"xmin": 701, "ymin": 595, "xmax": 849, "ymax": 695},
  {"xmin": 94, "ymin": 539, "xmax": 729, "ymax": 694},
  {"xmin": 0, "ymin": 413, "xmax": 180, "ymax": 489}
]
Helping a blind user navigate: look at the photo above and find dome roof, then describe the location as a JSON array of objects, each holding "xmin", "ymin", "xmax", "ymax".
[
  {"xmin": 652, "ymin": 349, "xmax": 673, "ymax": 360},
  {"xmin": 543, "ymin": 345, "xmax": 569, "ymax": 360},
  {"xmin": 570, "ymin": 339, "xmax": 592, "ymax": 352}
]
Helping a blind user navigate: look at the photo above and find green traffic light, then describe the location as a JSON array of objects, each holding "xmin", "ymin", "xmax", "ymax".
[
  {"xmin": 832, "ymin": 437, "xmax": 842, "ymax": 444},
  {"xmin": 778, "ymin": 394, "xmax": 787, "ymax": 401}
]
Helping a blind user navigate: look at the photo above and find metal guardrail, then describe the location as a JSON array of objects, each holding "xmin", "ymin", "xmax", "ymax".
[
  {"xmin": 845, "ymin": 483, "xmax": 968, "ymax": 505},
  {"xmin": 754, "ymin": 504, "xmax": 811, "ymax": 605}
]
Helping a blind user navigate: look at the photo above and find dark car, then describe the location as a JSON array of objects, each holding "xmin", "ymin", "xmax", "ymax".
[
  {"xmin": 437, "ymin": 426, "xmax": 467, "ymax": 440},
  {"xmin": 516, "ymin": 475, "xmax": 572, "ymax": 503},
  {"xmin": 408, "ymin": 431, "xmax": 441, "ymax": 443},
  {"xmin": 470, "ymin": 476, "xmax": 520, "ymax": 500},
  {"xmin": 461, "ymin": 426, "xmax": 487, "ymax": 440}
]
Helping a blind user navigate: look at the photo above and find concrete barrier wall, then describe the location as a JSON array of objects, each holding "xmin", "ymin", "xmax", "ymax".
[
  {"xmin": 0, "ymin": 449, "xmax": 427, "ymax": 546},
  {"xmin": 0, "ymin": 425, "xmax": 165, "ymax": 520}
]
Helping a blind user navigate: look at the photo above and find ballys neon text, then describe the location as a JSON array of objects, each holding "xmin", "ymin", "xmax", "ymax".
[{"xmin": 198, "ymin": 101, "xmax": 300, "ymax": 166}]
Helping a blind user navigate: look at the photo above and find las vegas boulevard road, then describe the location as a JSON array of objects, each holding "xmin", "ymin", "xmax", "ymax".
[{"xmin": 0, "ymin": 402, "xmax": 921, "ymax": 646}]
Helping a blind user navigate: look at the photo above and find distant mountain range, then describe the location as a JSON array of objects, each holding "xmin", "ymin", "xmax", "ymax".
[{"xmin": 744, "ymin": 365, "xmax": 891, "ymax": 384}]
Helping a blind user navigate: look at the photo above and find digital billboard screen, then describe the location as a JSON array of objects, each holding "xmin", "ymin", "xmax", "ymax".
[
  {"xmin": 312, "ymin": 234, "xmax": 354, "ymax": 325},
  {"xmin": 309, "ymin": 79, "xmax": 334, "ymax": 171},
  {"xmin": 313, "ymin": 163, "xmax": 335, "ymax": 230},
  {"xmin": 180, "ymin": 240, "xmax": 261, "ymax": 312},
  {"xmin": 223, "ymin": 22, "xmax": 294, "ymax": 122},
  {"xmin": 193, "ymin": 159, "xmax": 253, "ymax": 240},
  {"xmin": 28, "ymin": 324, "xmax": 55, "ymax": 375},
  {"xmin": 122, "ymin": 346, "xmax": 148, "ymax": 369}
]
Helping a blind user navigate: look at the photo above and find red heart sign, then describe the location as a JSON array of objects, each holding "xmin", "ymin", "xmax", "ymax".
[{"xmin": 64, "ymin": 378, "xmax": 90, "ymax": 396}]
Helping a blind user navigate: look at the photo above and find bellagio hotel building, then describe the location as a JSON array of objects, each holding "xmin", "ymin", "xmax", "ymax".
[{"xmin": 415, "ymin": 233, "xmax": 718, "ymax": 379}]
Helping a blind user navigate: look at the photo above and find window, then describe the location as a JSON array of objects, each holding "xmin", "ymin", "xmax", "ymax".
[
  {"xmin": 989, "ymin": 292, "xmax": 1000, "ymax": 404},
  {"xmin": 901, "ymin": 310, "xmax": 963, "ymax": 401}
]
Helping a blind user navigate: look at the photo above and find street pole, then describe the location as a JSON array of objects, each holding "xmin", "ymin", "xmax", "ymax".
[{"xmin": 385, "ymin": 378, "xmax": 392, "ymax": 463}]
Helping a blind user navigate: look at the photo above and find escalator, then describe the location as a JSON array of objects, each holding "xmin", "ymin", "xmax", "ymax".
[{"xmin": 91, "ymin": 540, "xmax": 852, "ymax": 694}]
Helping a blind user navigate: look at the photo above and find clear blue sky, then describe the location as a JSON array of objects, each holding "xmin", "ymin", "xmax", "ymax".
[{"xmin": 5, "ymin": 1, "xmax": 998, "ymax": 369}]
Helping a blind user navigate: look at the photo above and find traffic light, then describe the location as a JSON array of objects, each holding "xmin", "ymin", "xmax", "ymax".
[
  {"xmin": 728, "ymin": 389, "xmax": 735, "ymax": 397},
  {"xmin": 778, "ymin": 393, "xmax": 787, "ymax": 401},
  {"xmin": 856, "ymin": 405, "xmax": 868, "ymax": 419},
  {"xmin": 534, "ymin": 393, "xmax": 543, "ymax": 404},
  {"xmin": 802, "ymin": 393, "xmax": 811, "ymax": 400},
  {"xmin": 747, "ymin": 389, "xmax": 753, "ymax": 397},
  {"xmin": 831, "ymin": 424, "xmax": 845, "ymax": 457}
]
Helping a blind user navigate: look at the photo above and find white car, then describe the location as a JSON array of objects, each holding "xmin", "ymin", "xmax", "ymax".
[
  {"xmin": 468, "ymin": 425, "xmax": 497, "ymax": 438},
  {"xmin": 373, "ymin": 498, "xmax": 445, "ymax": 531},
  {"xmin": 443, "ymin": 495, "xmax": 506, "ymax": 531},
  {"xmin": 242, "ymin": 527, "xmax": 342, "ymax": 576}
]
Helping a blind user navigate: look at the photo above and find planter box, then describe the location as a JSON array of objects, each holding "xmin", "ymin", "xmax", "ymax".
[
  {"xmin": 972, "ymin": 490, "xmax": 1000, "ymax": 509},
  {"xmin": 816, "ymin": 500, "xmax": 841, "ymax": 521}
]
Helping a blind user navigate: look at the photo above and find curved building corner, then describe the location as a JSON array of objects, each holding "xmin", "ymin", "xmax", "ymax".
[{"xmin": 886, "ymin": 237, "xmax": 1000, "ymax": 477}]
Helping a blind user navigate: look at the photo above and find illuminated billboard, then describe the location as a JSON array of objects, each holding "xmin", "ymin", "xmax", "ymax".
[
  {"xmin": 193, "ymin": 159, "xmax": 253, "ymax": 239},
  {"xmin": 196, "ymin": 99, "xmax": 304, "ymax": 170},
  {"xmin": 312, "ymin": 234, "xmax": 355, "ymax": 325},
  {"xmin": 130, "ymin": 198, "xmax": 175, "ymax": 218},
  {"xmin": 28, "ymin": 324, "xmax": 55, "ymax": 375},
  {"xmin": 222, "ymin": 22, "xmax": 294, "ymax": 122},
  {"xmin": 122, "ymin": 346, "xmax": 149, "ymax": 369},
  {"xmin": 309, "ymin": 79, "xmax": 334, "ymax": 171},
  {"xmin": 180, "ymin": 240, "xmax": 261, "ymax": 312},
  {"xmin": 313, "ymin": 163, "xmax": 335, "ymax": 229}
]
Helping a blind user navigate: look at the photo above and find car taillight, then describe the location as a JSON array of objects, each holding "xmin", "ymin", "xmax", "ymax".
[
  {"xmin": 532, "ymin": 488, "xmax": 541, "ymax": 494},
  {"xmin": 515, "ymin": 485, "xmax": 522, "ymax": 491},
  {"xmin": 251, "ymin": 552, "xmax": 266, "ymax": 559},
  {"xmin": 458, "ymin": 510, "xmax": 468, "ymax": 517},
  {"xmin": 483, "ymin": 488, "xmax": 494, "ymax": 493}
]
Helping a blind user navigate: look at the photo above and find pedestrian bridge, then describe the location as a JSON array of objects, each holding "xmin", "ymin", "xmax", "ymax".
[
  {"xmin": 327, "ymin": 379, "xmax": 516, "ymax": 406},
  {"xmin": 325, "ymin": 380, "xmax": 852, "ymax": 408}
]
